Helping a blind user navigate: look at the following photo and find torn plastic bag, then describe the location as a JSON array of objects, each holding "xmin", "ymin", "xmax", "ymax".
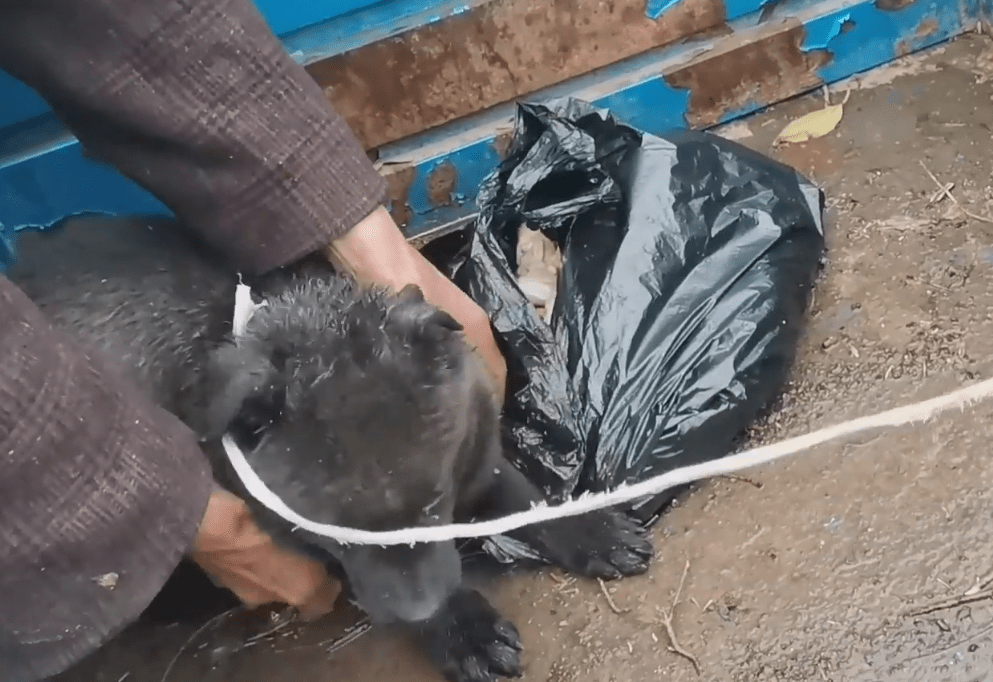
[{"xmin": 438, "ymin": 98, "xmax": 825, "ymax": 563}]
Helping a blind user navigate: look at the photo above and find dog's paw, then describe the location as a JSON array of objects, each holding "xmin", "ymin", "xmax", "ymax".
[
  {"xmin": 423, "ymin": 589, "xmax": 523, "ymax": 682},
  {"xmin": 542, "ymin": 509, "xmax": 654, "ymax": 580}
]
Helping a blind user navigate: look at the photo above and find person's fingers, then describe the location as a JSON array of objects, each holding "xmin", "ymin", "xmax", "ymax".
[
  {"xmin": 324, "ymin": 206, "xmax": 509, "ymax": 404},
  {"xmin": 190, "ymin": 489, "xmax": 341, "ymax": 616},
  {"xmin": 463, "ymin": 310, "xmax": 508, "ymax": 402},
  {"xmin": 294, "ymin": 573, "xmax": 342, "ymax": 620},
  {"xmin": 406, "ymin": 247, "xmax": 507, "ymax": 402},
  {"xmin": 195, "ymin": 543, "xmax": 341, "ymax": 614},
  {"xmin": 255, "ymin": 545, "xmax": 341, "ymax": 617}
]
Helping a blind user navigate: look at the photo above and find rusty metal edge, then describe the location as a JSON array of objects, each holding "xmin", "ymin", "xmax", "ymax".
[{"xmin": 302, "ymin": 0, "xmax": 730, "ymax": 149}]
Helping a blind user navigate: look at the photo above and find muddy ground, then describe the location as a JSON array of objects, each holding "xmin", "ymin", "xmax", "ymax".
[{"xmin": 54, "ymin": 31, "xmax": 993, "ymax": 682}]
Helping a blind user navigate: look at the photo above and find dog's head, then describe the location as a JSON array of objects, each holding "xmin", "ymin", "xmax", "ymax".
[{"xmin": 198, "ymin": 277, "xmax": 496, "ymax": 622}]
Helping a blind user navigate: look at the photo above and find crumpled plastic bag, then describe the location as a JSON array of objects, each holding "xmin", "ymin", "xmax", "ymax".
[{"xmin": 438, "ymin": 98, "xmax": 825, "ymax": 563}]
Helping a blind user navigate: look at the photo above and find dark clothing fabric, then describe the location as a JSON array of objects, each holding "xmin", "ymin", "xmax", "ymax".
[{"xmin": 0, "ymin": 0, "xmax": 388, "ymax": 678}]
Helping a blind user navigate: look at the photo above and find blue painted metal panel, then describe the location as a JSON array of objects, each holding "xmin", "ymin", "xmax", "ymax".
[
  {"xmin": 801, "ymin": 0, "xmax": 972, "ymax": 81},
  {"xmin": 282, "ymin": 0, "xmax": 488, "ymax": 65},
  {"xmin": 254, "ymin": 0, "xmax": 386, "ymax": 37},
  {"xmin": 646, "ymin": 0, "xmax": 775, "ymax": 22},
  {"xmin": 0, "ymin": 72, "xmax": 50, "ymax": 131},
  {"xmin": 715, "ymin": 0, "xmax": 980, "ymax": 124},
  {"xmin": 258, "ymin": 0, "xmax": 486, "ymax": 46},
  {"xmin": 0, "ymin": 0, "xmax": 476, "ymax": 134},
  {"xmin": 0, "ymin": 0, "xmax": 982, "ymax": 246},
  {"xmin": 0, "ymin": 142, "xmax": 167, "ymax": 231}
]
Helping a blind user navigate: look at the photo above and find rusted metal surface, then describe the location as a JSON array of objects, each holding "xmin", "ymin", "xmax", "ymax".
[
  {"xmin": 491, "ymin": 131, "xmax": 514, "ymax": 159},
  {"xmin": 382, "ymin": 163, "xmax": 416, "ymax": 228},
  {"xmin": 426, "ymin": 162, "xmax": 457, "ymax": 207},
  {"xmin": 665, "ymin": 23, "xmax": 831, "ymax": 129},
  {"xmin": 305, "ymin": 0, "xmax": 727, "ymax": 150},
  {"xmin": 916, "ymin": 17, "xmax": 940, "ymax": 37},
  {"xmin": 876, "ymin": 0, "xmax": 919, "ymax": 10}
]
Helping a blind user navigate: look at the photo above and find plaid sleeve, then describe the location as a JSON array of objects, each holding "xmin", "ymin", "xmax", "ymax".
[
  {"xmin": 0, "ymin": 277, "xmax": 215, "ymax": 680},
  {"xmin": 0, "ymin": 0, "xmax": 387, "ymax": 276}
]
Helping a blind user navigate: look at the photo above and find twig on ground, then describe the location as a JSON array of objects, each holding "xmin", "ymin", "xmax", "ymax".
[
  {"xmin": 279, "ymin": 617, "xmax": 372, "ymax": 655},
  {"xmin": 905, "ymin": 587, "xmax": 993, "ymax": 618},
  {"xmin": 315, "ymin": 618, "xmax": 373, "ymax": 655},
  {"xmin": 919, "ymin": 161, "xmax": 993, "ymax": 223},
  {"xmin": 550, "ymin": 570, "xmax": 579, "ymax": 595},
  {"xmin": 160, "ymin": 606, "xmax": 242, "ymax": 682},
  {"xmin": 928, "ymin": 181, "xmax": 955, "ymax": 205},
  {"xmin": 658, "ymin": 560, "xmax": 701, "ymax": 675},
  {"xmin": 905, "ymin": 566, "xmax": 993, "ymax": 617},
  {"xmin": 718, "ymin": 474, "xmax": 764, "ymax": 489},
  {"xmin": 244, "ymin": 609, "xmax": 296, "ymax": 645},
  {"xmin": 965, "ymin": 568, "xmax": 993, "ymax": 596},
  {"xmin": 597, "ymin": 578, "xmax": 630, "ymax": 615}
]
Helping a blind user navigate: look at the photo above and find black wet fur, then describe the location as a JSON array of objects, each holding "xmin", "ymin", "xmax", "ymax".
[{"xmin": 8, "ymin": 215, "xmax": 654, "ymax": 682}]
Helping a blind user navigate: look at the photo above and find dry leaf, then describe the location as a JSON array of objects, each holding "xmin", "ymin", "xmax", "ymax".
[{"xmin": 774, "ymin": 90, "xmax": 850, "ymax": 145}]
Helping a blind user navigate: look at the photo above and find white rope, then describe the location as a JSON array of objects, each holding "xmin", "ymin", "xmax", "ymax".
[
  {"xmin": 223, "ymin": 283, "xmax": 993, "ymax": 546},
  {"xmin": 232, "ymin": 279, "xmax": 266, "ymax": 338}
]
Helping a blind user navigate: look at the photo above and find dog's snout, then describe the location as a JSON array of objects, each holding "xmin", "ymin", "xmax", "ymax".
[{"xmin": 343, "ymin": 542, "xmax": 461, "ymax": 623}]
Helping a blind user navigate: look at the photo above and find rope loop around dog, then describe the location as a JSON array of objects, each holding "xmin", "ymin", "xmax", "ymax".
[{"xmin": 223, "ymin": 283, "xmax": 993, "ymax": 546}]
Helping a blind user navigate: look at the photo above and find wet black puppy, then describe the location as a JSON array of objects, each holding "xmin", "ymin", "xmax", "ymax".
[{"xmin": 8, "ymin": 215, "xmax": 653, "ymax": 682}]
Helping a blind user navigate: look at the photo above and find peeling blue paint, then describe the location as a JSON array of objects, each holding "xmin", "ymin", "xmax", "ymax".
[
  {"xmin": 801, "ymin": 12, "xmax": 852, "ymax": 51},
  {"xmin": 645, "ymin": 0, "xmax": 682, "ymax": 20},
  {"xmin": 254, "ymin": 0, "xmax": 381, "ymax": 37},
  {"xmin": 725, "ymin": 0, "xmax": 777, "ymax": 22},
  {"xmin": 283, "ymin": 0, "xmax": 487, "ymax": 65},
  {"xmin": 0, "ymin": 0, "xmax": 982, "ymax": 243},
  {"xmin": 804, "ymin": 0, "xmax": 964, "ymax": 85},
  {"xmin": 586, "ymin": 80, "xmax": 692, "ymax": 139},
  {"xmin": 0, "ymin": 143, "xmax": 167, "ymax": 235},
  {"xmin": 398, "ymin": 78, "xmax": 692, "ymax": 220},
  {"xmin": 646, "ymin": 0, "xmax": 773, "ymax": 22},
  {"xmin": 256, "ymin": 0, "xmax": 483, "ymax": 50}
]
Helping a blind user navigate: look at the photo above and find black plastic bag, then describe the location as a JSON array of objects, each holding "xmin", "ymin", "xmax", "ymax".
[{"xmin": 438, "ymin": 98, "xmax": 825, "ymax": 562}]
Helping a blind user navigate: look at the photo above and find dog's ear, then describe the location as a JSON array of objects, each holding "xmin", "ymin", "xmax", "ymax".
[
  {"xmin": 388, "ymin": 285, "xmax": 464, "ymax": 339},
  {"xmin": 194, "ymin": 342, "xmax": 287, "ymax": 443},
  {"xmin": 397, "ymin": 283, "xmax": 426, "ymax": 304}
]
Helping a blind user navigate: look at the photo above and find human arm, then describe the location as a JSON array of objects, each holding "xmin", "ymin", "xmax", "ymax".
[
  {"xmin": 0, "ymin": 0, "xmax": 507, "ymax": 398},
  {"xmin": 0, "ymin": 277, "xmax": 215, "ymax": 681},
  {"xmin": 0, "ymin": 276, "xmax": 341, "ymax": 681}
]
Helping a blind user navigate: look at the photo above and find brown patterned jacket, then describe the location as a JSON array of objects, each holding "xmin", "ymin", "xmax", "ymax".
[{"xmin": 0, "ymin": 0, "xmax": 386, "ymax": 678}]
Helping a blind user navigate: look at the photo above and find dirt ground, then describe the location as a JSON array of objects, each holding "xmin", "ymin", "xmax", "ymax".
[{"xmin": 53, "ymin": 31, "xmax": 993, "ymax": 682}]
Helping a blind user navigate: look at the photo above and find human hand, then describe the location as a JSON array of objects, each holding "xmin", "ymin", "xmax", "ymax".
[
  {"xmin": 324, "ymin": 206, "xmax": 508, "ymax": 404},
  {"xmin": 188, "ymin": 488, "xmax": 341, "ymax": 619}
]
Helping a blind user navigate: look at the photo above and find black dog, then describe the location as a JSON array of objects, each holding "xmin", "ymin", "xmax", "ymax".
[{"xmin": 8, "ymin": 215, "xmax": 653, "ymax": 682}]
